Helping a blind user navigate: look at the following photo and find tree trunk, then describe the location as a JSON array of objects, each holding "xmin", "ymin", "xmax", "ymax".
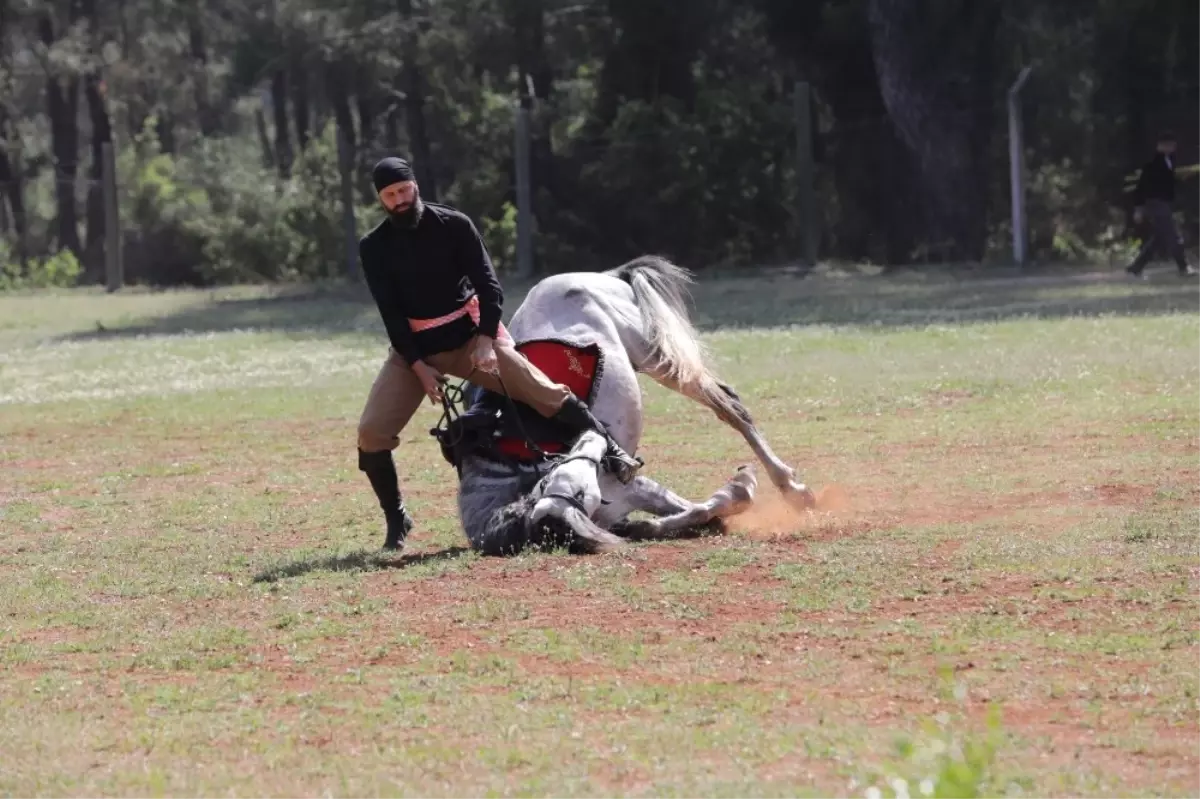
[
  {"xmin": 155, "ymin": 111, "xmax": 176, "ymax": 154},
  {"xmin": 188, "ymin": 11, "xmax": 218, "ymax": 137},
  {"xmin": 1119, "ymin": 9, "xmax": 1157, "ymax": 169},
  {"xmin": 397, "ymin": 0, "xmax": 437, "ymax": 201},
  {"xmin": 291, "ymin": 50, "xmax": 310, "ymax": 152},
  {"xmin": 592, "ymin": 0, "xmax": 714, "ymax": 129},
  {"xmin": 326, "ymin": 60, "xmax": 357, "ymax": 160},
  {"xmin": 255, "ymin": 92, "xmax": 276, "ymax": 169},
  {"xmin": 77, "ymin": 0, "xmax": 113, "ymax": 281},
  {"xmin": 0, "ymin": 0, "xmax": 26, "ymax": 262},
  {"xmin": 83, "ymin": 72, "xmax": 112, "ymax": 281},
  {"xmin": 384, "ymin": 107, "xmax": 400, "ymax": 150},
  {"xmin": 867, "ymin": 0, "xmax": 998, "ymax": 262},
  {"xmin": 0, "ymin": 136, "xmax": 27, "ymax": 263},
  {"xmin": 355, "ymin": 63, "xmax": 376, "ymax": 155},
  {"xmin": 113, "ymin": 0, "xmax": 150, "ymax": 145},
  {"xmin": 39, "ymin": 8, "xmax": 83, "ymax": 258},
  {"xmin": 271, "ymin": 70, "xmax": 292, "ymax": 177}
]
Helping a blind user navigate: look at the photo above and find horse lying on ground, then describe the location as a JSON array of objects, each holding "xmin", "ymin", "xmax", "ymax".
[
  {"xmin": 436, "ymin": 255, "xmax": 816, "ymax": 555},
  {"xmin": 490, "ymin": 427, "xmax": 763, "ymax": 554}
]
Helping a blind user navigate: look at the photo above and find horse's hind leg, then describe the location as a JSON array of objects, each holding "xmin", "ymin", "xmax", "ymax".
[
  {"xmin": 606, "ymin": 466, "xmax": 758, "ymax": 541},
  {"xmin": 593, "ymin": 280, "xmax": 814, "ymax": 510},
  {"xmin": 648, "ymin": 372, "xmax": 816, "ymax": 510}
]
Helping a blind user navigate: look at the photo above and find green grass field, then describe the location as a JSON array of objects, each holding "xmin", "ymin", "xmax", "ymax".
[{"xmin": 2, "ymin": 266, "xmax": 1198, "ymax": 797}]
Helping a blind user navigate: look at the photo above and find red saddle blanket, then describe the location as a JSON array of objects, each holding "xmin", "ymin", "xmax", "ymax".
[{"xmin": 494, "ymin": 340, "xmax": 602, "ymax": 462}]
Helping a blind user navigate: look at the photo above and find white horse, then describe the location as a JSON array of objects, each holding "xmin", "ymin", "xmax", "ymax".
[{"xmin": 450, "ymin": 255, "xmax": 815, "ymax": 555}]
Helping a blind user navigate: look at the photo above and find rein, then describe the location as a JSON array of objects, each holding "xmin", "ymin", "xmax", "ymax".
[
  {"xmin": 432, "ymin": 373, "xmax": 615, "ymax": 511},
  {"xmin": 430, "ymin": 371, "xmax": 559, "ymax": 479},
  {"xmin": 494, "ymin": 371, "xmax": 554, "ymax": 465},
  {"xmin": 429, "ymin": 376, "xmax": 470, "ymax": 457}
]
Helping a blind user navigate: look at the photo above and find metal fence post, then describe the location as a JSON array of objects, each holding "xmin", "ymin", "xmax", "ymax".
[{"xmin": 1008, "ymin": 66, "xmax": 1033, "ymax": 267}]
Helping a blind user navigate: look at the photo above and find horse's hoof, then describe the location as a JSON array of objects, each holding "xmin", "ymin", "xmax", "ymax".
[
  {"xmin": 783, "ymin": 482, "xmax": 818, "ymax": 511},
  {"xmin": 730, "ymin": 464, "xmax": 758, "ymax": 495},
  {"xmin": 733, "ymin": 463, "xmax": 757, "ymax": 479}
]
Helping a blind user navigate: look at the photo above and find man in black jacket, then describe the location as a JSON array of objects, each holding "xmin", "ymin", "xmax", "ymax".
[
  {"xmin": 1126, "ymin": 130, "xmax": 1196, "ymax": 278},
  {"xmin": 356, "ymin": 157, "xmax": 641, "ymax": 551}
]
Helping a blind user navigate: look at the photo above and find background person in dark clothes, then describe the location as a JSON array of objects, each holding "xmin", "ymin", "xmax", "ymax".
[
  {"xmin": 356, "ymin": 157, "xmax": 642, "ymax": 551},
  {"xmin": 1126, "ymin": 130, "xmax": 1197, "ymax": 279}
]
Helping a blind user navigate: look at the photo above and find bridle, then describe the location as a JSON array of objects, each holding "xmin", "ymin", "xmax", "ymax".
[
  {"xmin": 537, "ymin": 490, "xmax": 593, "ymax": 515},
  {"xmin": 544, "ymin": 451, "xmax": 604, "ymax": 469},
  {"xmin": 431, "ymin": 371, "xmax": 603, "ymax": 480},
  {"xmin": 431, "ymin": 372, "xmax": 614, "ymax": 517}
]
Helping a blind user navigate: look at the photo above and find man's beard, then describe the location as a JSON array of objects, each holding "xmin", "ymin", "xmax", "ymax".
[{"xmin": 388, "ymin": 198, "xmax": 424, "ymax": 229}]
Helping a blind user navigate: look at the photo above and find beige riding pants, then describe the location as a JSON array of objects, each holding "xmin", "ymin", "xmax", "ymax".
[{"xmin": 357, "ymin": 337, "xmax": 573, "ymax": 453}]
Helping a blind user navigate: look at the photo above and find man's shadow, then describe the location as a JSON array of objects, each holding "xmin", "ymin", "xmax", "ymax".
[{"xmin": 252, "ymin": 546, "xmax": 471, "ymax": 584}]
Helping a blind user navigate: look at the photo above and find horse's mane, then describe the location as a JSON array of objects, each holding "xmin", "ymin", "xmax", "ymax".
[{"xmin": 457, "ymin": 457, "xmax": 539, "ymax": 556}]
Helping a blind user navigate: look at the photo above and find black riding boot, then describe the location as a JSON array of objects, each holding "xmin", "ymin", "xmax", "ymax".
[
  {"xmin": 552, "ymin": 395, "xmax": 643, "ymax": 483},
  {"xmin": 358, "ymin": 449, "xmax": 415, "ymax": 551}
]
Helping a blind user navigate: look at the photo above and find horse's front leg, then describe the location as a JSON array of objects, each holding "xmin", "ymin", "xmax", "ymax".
[
  {"xmin": 593, "ymin": 475, "xmax": 693, "ymax": 528},
  {"xmin": 604, "ymin": 466, "xmax": 758, "ymax": 541}
]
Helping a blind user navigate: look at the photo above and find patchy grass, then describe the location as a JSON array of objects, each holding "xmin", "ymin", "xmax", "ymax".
[{"xmin": 1, "ymin": 268, "xmax": 1197, "ymax": 797}]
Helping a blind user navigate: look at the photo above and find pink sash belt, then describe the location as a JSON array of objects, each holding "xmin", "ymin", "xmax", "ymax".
[{"xmin": 407, "ymin": 295, "xmax": 511, "ymax": 341}]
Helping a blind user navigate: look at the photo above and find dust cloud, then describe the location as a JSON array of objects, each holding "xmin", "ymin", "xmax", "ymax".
[{"xmin": 730, "ymin": 483, "xmax": 852, "ymax": 538}]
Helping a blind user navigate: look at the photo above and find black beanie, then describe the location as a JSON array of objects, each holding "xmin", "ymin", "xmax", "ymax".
[{"xmin": 372, "ymin": 157, "xmax": 416, "ymax": 192}]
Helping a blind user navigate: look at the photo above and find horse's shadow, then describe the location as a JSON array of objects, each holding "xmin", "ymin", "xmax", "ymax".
[{"xmin": 252, "ymin": 546, "xmax": 471, "ymax": 584}]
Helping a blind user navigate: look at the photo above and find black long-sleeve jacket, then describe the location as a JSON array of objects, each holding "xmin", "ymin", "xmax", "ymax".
[
  {"xmin": 1133, "ymin": 153, "xmax": 1176, "ymax": 205},
  {"xmin": 359, "ymin": 203, "xmax": 503, "ymax": 366}
]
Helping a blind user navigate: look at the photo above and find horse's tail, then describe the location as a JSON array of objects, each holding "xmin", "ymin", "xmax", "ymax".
[{"xmin": 606, "ymin": 255, "xmax": 745, "ymax": 423}]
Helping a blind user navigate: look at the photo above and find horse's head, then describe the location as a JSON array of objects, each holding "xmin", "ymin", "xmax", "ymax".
[
  {"xmin": 459, "ymin": 430, "xmax": 626, "ymax": 556},
  {"xmin": 524, "ymin": 430, "xmax": 625, "ymax": 554}
]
